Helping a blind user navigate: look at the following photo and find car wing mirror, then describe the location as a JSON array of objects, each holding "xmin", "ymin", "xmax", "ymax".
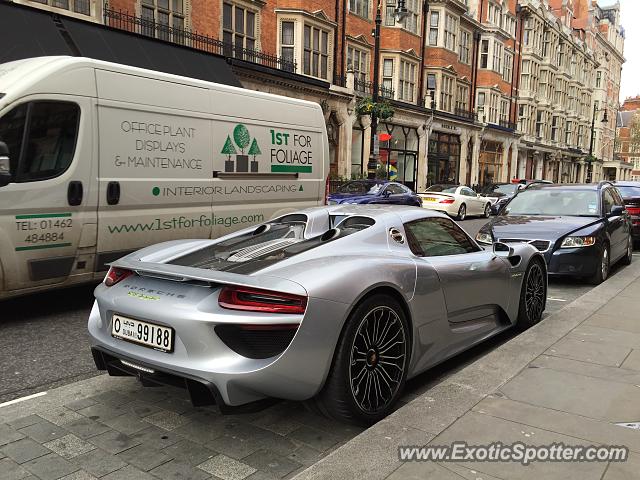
[
  {"xmin": 493, "ymin": 242, "xmax": 515, "ymax": 258},
  {"xmin": 0, "ymin": 141, "xmax": 11, "ymax": 188},
  {"xmin": 609, "ymin": 205, "xmax": 625, "ymax": 217}
]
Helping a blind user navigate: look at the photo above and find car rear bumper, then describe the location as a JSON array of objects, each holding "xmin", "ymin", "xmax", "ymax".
[
  {"xmin": 420, "ymin": 202, "xmax": 458, "ymax": 216},
  {"xmin": 546, "ymin": 246, "xmax": 600, "ymax": 277}
]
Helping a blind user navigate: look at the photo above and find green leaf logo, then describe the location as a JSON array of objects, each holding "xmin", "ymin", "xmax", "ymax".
[
  {"xmin": 152, "ymin": 187, "xmax": 160, "ymax": 196},
  {"xmin": 233, "ymin": 124, "xmax": 251, "ymax": 153}
]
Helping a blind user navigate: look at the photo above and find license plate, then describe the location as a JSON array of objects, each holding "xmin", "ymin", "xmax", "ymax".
[
  {"xmin": 111, "ymin": 314, "xmax": 174, "ymax": 353},
  {"xmin": 423, "ymin": 197, "xmax": 437, "ymax": 202}
]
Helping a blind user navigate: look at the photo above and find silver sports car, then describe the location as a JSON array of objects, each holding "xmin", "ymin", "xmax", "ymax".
[{"xmin": 88, "ymin": 205, "xmax": 547, "ymax": 424}]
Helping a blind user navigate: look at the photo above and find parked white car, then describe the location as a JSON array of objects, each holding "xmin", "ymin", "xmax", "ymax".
[{"xmin": 418, "ymin": 185, "xmax": 492, "ymax": 220}]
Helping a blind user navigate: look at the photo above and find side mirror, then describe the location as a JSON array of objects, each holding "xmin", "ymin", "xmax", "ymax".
[
  {"xmin": 0, "ymin": 141, "xmax": 11, "ymax": 188},
  {"xmin": 493, "ymin": 242, "xmax": 515, "ymax": 258},
  {"xmin": 609, "ymin": 205, "xmax": 625, "ymax": 217}
]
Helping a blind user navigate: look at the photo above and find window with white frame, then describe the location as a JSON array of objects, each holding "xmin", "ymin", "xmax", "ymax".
[
  {"xmin": 399, "ymin": 60, "xmax": 417, "ymax": 102},
  {"xmin": 444, "ymin": 14, "xmax": 458, "ymax": 52},
  {"xmin": 493, "ymin": 41, "xmax": 503, "ymax": 74},
  {"xmin": 37, "ymin": 0, "xmax": 91, "ymax": 15},
  {"xmin": 504, "ymin": 51, "xmax": 513, "ymax": 83},
  {"xmin": 304, "ymin": 24, "xmax": 330, "ymax": 79},
  {"xmin": 455, "ymin": 83, "xmax": 469, "ymax": 112},
  {"xmin": 551, "ymin": 115, "xmax": 558, "ymax": 142},
  {"xmin": 480, "ymin": 39, "xmax": 489, "ymax": 68},
  {"xmin": 142, "ymin": 0, "xmax": 186, "ymax": 42},
  {"xmin": 349, "ymin": 0, "xmax": 370, "ymax": 18},
  {"xmin": 504, "ymin": 15, "xmax": 516, "ymax": 36},
  {"xmin": 596, "ymin": 71, "xmax": 602, "ymax": 88},
  {"xmin": 223, "ymin": 2, "xmax": 256, "ymax": 52},
  {"xmin": 347, "ymin": 44, "xmax": 369, "ymax": 84},
  {"xmin": 487, "ymin": 2, "xmax": 502, "ymax": 29},
  {"xmin": 385, "ymin": 0, "xmax": 420, "ymax": 34},
  {"xmin": 488, "ymin": 93, "xmax": 499, "ymax": 124},
  {"xmin": 440, "ymin": 74, "xmax": 454, "ymax": 112},
  {"xmin": 382, "ymin": 58, "xmax": 394, "ymax": 93},
  {"xmin": 500, "ymin": 99, "xmax": 509, "ymax": 124},
  {"xmin": 280, "ymin": 21, "xmax": 295, "ymax": 65},
  {"xmin": 429, "ymin": 10, "xmax": 439, "ymax": 46},
  {"xmin": 459, "ymin": 29, "xmax": 470, "ymax": 64}
]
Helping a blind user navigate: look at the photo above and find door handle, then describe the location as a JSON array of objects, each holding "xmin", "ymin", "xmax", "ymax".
[
  {"xmin": 67, "ymin": 181, "xmax": 83, "ymax": 206},
  {"xmin": 107, "ymin": 181, "xmax": 120, "ymax": 205}
]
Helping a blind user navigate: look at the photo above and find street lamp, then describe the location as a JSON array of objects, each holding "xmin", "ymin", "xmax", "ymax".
[
  {"xmin": 586, "ymin": 103, "xmax": 609, "ymax": 183},
  {"xmin": 367, "ymin": 0, "xmax": 410, "ymax": 179}
]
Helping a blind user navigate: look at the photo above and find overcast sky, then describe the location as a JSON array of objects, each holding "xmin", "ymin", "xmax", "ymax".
[{"xmin": 598, "ymin": 0, "xmax": 637, "ymax": 102}]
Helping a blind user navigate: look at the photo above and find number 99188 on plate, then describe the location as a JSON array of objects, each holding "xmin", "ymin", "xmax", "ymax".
[{"xmin": 111, "ymin": 314, "xmax": 174, "ymax": 352}]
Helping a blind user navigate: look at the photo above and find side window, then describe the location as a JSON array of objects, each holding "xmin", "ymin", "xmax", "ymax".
[
  {"xmin": 404, "ymin": 218, "xmax": 480, "ymax": 257},
  {"xmin": 602, "ymin": 189, "xmax": 615, "ymax": 215},
  {"xmin": 462, "ymin": 188, "xmax": 476, "ymax": 197},
  {"xmin": 0, "ymin": 101, "xmax": 80, "ymax": 183},
  {"xmin": 0, "ymin": 104, "xmax": 28, "ymax": 180},
  {"xmin": 611, "ymin": 188, "xmax": 624, "ymax": 207},
  {"xmin": 386, "ymin": 184, "xmax": 405, "ymax": 195},
  {"xmin": 18, "ymin": 102, "xmax": 80, "ymax": 182}
]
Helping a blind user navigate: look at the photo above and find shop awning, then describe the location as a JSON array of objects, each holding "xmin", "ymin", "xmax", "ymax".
[{"xmin": 0, "ymin": 1, "xmax": 241, "ymax": 88}]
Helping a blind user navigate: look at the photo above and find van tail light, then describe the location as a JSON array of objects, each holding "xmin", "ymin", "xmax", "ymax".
[
  {"xmin": 324, "ymin": 176, "xmax": 330, "ymax": 205},
  {"xmin": 104, "ymin": 267, "xmax": 134, "ymax": 287},
  {"xmin": 439, "ymin": 198, "xmax": 455, "ymax": 204},
  {"xmin": 219, "ymin": 286, "xmax": 307, "ymax": 314}
]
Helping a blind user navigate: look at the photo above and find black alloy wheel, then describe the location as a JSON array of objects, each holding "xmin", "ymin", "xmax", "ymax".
[
  {"xmin": 314, "ymin": 294, "xmax": 409, "ymax": 425},
  {"xmin": 622, "ymin": 235, "xmax": 633, "ymax": 266},
  {"xmin": 517, "ymin": 260, "xmax": 546, "ymax": 330}
]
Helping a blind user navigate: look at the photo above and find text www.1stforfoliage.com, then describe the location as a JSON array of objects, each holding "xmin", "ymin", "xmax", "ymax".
[
  {"xmin": 398, "ymin": 442, "xmax": 629, "ymax": 466},
  {"xmin": 107, "ymin": 213, "xmax": 265, "ymax": 233}
]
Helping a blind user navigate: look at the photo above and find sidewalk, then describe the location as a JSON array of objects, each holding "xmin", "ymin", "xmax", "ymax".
[{"xmin": 295, "ymin": 260, "xmax": 640, "ymax": 480}]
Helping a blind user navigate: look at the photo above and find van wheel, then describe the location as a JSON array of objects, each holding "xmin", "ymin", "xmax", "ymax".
[
  {"xmin": 457, "ymin": 204, "xmax": 467, "ymax": 221},
  {"xmin": 516, "ymin": 259, "xmax": 546, "ymax": 331},
  {"xmin": 314, "ymin": 295, "xmax": 409, "ymax": 425}
]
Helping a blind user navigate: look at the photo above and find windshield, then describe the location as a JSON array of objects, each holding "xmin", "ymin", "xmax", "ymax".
[
  {"xmin": 426, "ymin": 185, "xmax": 458, "ymax": 193},
  {"xmin": 482, "ymin": 184, "xmax": 518, "ymax": 196},
  {"xmin": 337, "ymin": 181, "xmax": 385, "ymax": 195},
  {"xmin": 503, "ymin": 189, "xmax": 600, "ymax": 217},
  {"xmin": 616, "ymin": 186, "xmax": 640, "ymax": 198}
]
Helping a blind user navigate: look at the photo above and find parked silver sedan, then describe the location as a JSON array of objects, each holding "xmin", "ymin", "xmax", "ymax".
[{"xmin": 88, "ymin": 205, "xmax": 547, "ymax": 425}]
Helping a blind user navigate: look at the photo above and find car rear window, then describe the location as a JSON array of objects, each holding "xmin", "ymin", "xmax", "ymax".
[{"xmin": 616, "ymin": 186, "xmax": 640, "ymax": 198}]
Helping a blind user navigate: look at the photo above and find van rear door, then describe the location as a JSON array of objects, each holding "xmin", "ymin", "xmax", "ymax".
[
  {"xmin": 94, "ymin": 70, "xmax": 214, "ymax": 271},
  {"xmin": 0, "ymin": 94, "xmax": 96, "ymax": 291}
]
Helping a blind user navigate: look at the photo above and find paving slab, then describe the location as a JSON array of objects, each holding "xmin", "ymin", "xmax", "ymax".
[
  {"xmin": 43, "ymin": 434, "xmax": 96, "ymax": 459},
  {"xmin": 544, "ymin": 336, "xmax": 632, "ymax": 367},
  {"xmin": 0, "ymin": 457, "xmax": 31, "ymax": 480},
  {"xmin": 18, "ymin": 420, "xmax": 68, "ymax": 443},
  {"xmin": 88, "ymin": 430, "xmax": 141, "ymax": 455},
  {"xmin": 161, "ymin": 440, "xmax": 216, "ymax": 466},
  {"xmin": 70, "ymin": 449, "xmax": 128, "ymax": 477},
  {"xmin": 198, "ymin": 454, "xmax": 257, "ymax": 480},
  {"xmin": 602, "ymin": 451, "xmax": 640, "ymax": 480},
  {"xmin": 149, "ymin": 460, "xmax": 212, "ymax": 480},
  {"xmin": 620, "ymin": 349, "xmax": 640, "ymax": 371},
  {"xmin": 1, "ymin": 438, "xmax": 51, "ymax": 464},
  {"xmin": 530, "ymin": 354, "xmax": 640, "ymax": 386},
  {"xmin": 242, "ymin": 449, "xmax": 302, "ymax": 478},
  {"xmin": 115, "ymin": 443, "xmax": 173, "ymax": 471},
  {"xmin": 22, "ymin": 453, "xmax": 80, "ymax": 480},
  {"xmin": 0, "ymin": 423, "xmax": 25, "ymax": 446},
  {"xmin": 585, "ymin": 312, "xmax": 640, "ymax": 334}
]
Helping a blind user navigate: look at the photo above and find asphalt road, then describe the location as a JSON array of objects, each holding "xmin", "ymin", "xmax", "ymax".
[{"xmin": 0, "ymin": 217, "xmax": 629, "ymax": 405}]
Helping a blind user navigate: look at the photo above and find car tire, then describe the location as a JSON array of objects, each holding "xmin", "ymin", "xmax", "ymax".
[
  {"xmin": 516, "ymin": 259, "xmax": 546, "ymax": 331},
  {"xmin": 621, "ymin": 235, "xmax": 633, "ymax": 266},
  {"xmin": 484, "ymin": 203, "xmax": 491, "ymax": 218},
  {"xmin": 588, "ymin": 244, "xmax": 610, "ymax": 285},
  {"xmin": 314, "ymin": 294, "xmax": 410, "ymax": 426},
  {"xmin": 457, "ymin": 204, "xmax": 467, "ymax": 221}
]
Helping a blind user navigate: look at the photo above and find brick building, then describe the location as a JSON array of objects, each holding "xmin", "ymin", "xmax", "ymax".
[
  {"xmin": 617, "ymin": 96, "xmax": 640, "ymax": 181},
  {"xmin": 7, "ymin": 0, "xmax": 627, "ymax": 187}
]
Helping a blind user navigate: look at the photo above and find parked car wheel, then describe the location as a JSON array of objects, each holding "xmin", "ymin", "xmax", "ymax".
[
  {"xmin": 516, "ymin": 259, "xmax": 546, "ymax": 331},
  {"xmin": 315, "ymin": 294, "xmax": 409, "ymax": 425},
  {"xmin": 484, "ymin": 203, "xmax": 491, "ymax": 218},
  {"xmin": 589, "ymin": 244, "xmax": 610, "ymax": 285},
  {"xmin": 457, "ymin": 204, "xmax": 466, "ymax": 221},
  {"xmin": 621, "ymin": 235, "xmax": 633, "ymax": 266}
]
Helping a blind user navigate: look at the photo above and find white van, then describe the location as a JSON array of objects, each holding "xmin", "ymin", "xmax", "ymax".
[{"xmin": 0, "ymin": 56, "xmax": 328, "ymax": 300}]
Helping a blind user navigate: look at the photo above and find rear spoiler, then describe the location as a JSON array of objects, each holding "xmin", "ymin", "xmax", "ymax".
[{"xmin": 110, "ymin": 258, "xmax": 308, "ymax": 297}]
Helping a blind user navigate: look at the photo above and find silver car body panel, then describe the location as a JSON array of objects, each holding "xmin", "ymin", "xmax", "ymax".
[{"xmin": 88, "ymin": 205, "xmax": 543, "ymax": 406}]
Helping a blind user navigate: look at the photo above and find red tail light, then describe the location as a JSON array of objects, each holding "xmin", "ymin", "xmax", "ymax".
[
  {"xmin": 104, "ymin": 267, "xmax": 133, "ymax": 287},
  {"xmin": 439, "ymin": 198, "xmax": 455, "ymax": 204},
  {"xmin": 219, "ymin": 286, "xmax": 307, "ymax": 314},
  {"xmin": 626, "ymin": 207, "xmax": 640, "ymax": 215}
]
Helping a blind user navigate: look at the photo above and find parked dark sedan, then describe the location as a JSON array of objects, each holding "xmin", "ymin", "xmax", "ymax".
[
  {"xmin": 327, "ymin": 180, "xmax": 422, "ymax": 206},
  {"xmin": 480, "ymin": 183, "xmax": 520, "ymax": 214},
  {"xmin": 614, "ymin": 181, "xmax": 640, "ymax": 245},
  {"xmin": 475, "ymin": 182, "xmax": 633, "ymax": 284}
]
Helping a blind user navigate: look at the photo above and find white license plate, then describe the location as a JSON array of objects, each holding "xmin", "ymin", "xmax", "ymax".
[{"xmin": 111, "ymin": 314, "xmax": 174, "ymax": 353}]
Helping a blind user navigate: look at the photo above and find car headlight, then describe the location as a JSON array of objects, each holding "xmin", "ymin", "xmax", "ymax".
[
  {"xmin": 561, "ymin": 236, "xmax": 596, "ymax": 248},
  {"xmin": 476, "ymin": 232, "xmax": 493, "ymax": 245}
]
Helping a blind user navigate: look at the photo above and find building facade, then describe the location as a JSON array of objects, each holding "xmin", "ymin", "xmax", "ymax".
[
  {"xmin": 9, "ymin": 0, "xmax": 627, "ymax": 187},
  {"xmin": 617, "ymin": 96, "xmax": 640, "ymax": 181}
]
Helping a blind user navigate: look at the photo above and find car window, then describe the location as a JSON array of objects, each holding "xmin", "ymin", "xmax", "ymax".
[
  {"xmin": 611, "ymin": 188, "xmax": 624, "ymax": 207},
  {"xmin": 462, "ymin": 188, "xmax": 476, "ymax": 197},
  {"xmin": 603, "ymin": 189, "xmax": 616, "ymax": 214},
  {"xmin": 337, "ymin": 181, "xmax": 384, "ymax": 195},
  {"xmin": 404, "ymin": 218, "xmax": 480, "ymax": 257},
  {"xmin": 504, "ymin": 189, "xmax": 599, "ymax": 217},
  {"xmin": 386, "ymin": 184, "xmax": 405, "ymax": 195},
  {"xmin": 0, "ymin": 103, "xmax": 27, "ymax": 179},
  {"xmin": 616, "ymin": 186, "xmax": 640, "ymax": 198},
  {"xmin": 426, "ymin": 185, "xmax": 458, "ymax": 193}
]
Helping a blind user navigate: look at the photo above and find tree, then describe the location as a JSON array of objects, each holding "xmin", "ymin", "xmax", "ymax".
[
  {"xmin": 248, "ymin": 138, "xmax": 261, "ymax": 159},
  {"xmin": 221, "ymin": 135, "xmax": 237, "ymax": 159},
  {"xmin": 233, "ymin": 124, "xmax": 251, "ymax": 153}
]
